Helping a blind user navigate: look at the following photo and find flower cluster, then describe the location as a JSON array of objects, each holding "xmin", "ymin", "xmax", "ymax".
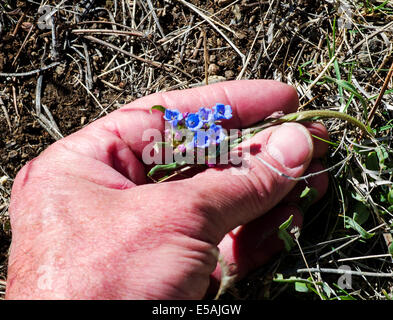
[{"xmin": 163, "ymin": 103, "xmax": 233, "ymax": 161}]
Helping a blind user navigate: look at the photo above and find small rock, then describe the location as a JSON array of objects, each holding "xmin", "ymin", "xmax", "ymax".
[
  {"xmin": 235, "ymin": 31, "xmax": 247, "ymax": 39},
  {"xmin": 209, "ymin": 54, "xmax": 216, "ymax": 63},
  {"xmin": 217, "ymin": 59, "xmax": 228, "ymax": 67},
  {"xmin": 55, "ymin": 65, "xmax": 65, "ymax": 76},
  {"xmin": 216, "ymin": 0, "xmax": 234, "ymax": 6},
  {"xmin": 21, "ymin": 22, "xmax": 32, "ymax": 31},
  {"xmin": 8, "ymin": 150, "xmax": 18, "ymax": 159},
  {"xmin": 208, "ymin": 63, "xmax": 220, "ymax": 75},
  {"xmin": 225, "ymin": 70, "xmax": 235, "ymax": 79},
  {"xmin": 0, "ymin": 176, "xmax": 8, "ymax": 186}
]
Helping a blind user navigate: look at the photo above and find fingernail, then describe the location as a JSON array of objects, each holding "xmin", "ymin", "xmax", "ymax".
[{"xmin": 267, "ymin": 123, "xmax": 313, "ymax": 169}]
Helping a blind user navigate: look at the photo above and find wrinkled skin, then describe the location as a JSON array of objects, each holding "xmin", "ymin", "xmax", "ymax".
[{"xmin": 6, "ymin": 80, "xmax": 329, "ymax": 299}]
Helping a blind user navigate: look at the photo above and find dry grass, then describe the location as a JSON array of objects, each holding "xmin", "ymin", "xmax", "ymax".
[{"xmin": 0, "ymin": 0, "xmax": 393, "ymax": 300}]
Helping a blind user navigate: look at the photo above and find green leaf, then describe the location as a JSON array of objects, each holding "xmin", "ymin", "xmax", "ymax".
[
  {"xmin": 150, "ymin": 105, "xmax": 166, "ymax": 114},
  {"xmin": 376, "ymin": 146, "xmax": 388, "ymax": 170},
  {"xmin": 295, "ymin": 281, "xmax": 310, "ymax": 293},
  {"xmin": 278, "ymin": 215, "xmax": 295, "ymax": 252},
  {"xmin": 322, "ymin": 283, "xmax": 332, "ymax": 298},
  {"xmin": 352, "ymin": 202, "xmax": 370, "ymax": 225},
  {"xmin": 299, "ymin": 186, "xmax": 319, "ymax": 212},
  {"xmin": 278, "ymin": 230, "xmax": 295, "ymax": 252},
  {"xmin": 388, "ymin": 189, "xmax": 393, "ymax": 205},
  {"xmin": 337, "ymin": 295, "xmax": 357, "ymax": 300},
  {"xmin": 382, "ymin": 289, "xmax": 393, "ymax": 300},
  {"xmin": 147, "ymin": 161, "xmax": 186, "ymax": 177},
  {"xmin": 344, "ymin": 216, "xmax": 375, "ymax": 239},
  {"xmin": 365, "ymin": 152, "xmax": 379, "ymax": 171},
  {"xmin": 273, "ymin": 274, "xmax": 313, "ymax": 285},
  {"xmin": 279, "ymin": 215, "xmax": 293, "ymax": 231},
  {"xmin": 332, "ymin": 284, "xmax": 357, "ymax": 300},
  {"xmin": 324, "ymin": 76, "xmax": 367, "ymax": 108}
]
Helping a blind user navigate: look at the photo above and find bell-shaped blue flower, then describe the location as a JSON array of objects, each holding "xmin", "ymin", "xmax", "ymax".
[
  {"xmin": 198, "ymin": 107, "xmax": 214, "ymax": 124},
  {"xmin": 163, "ymin": 109, "xmax": 183, "ymax": 127},
  {"xmin": 193, "ymin": 130, "xmax": 210, "ymax": 148},
  {"xmin": 213, "ymin": 103, "xmax": 232, "ymax": 120},
  {"xmin": 207, "ymin": 124, "xmax": 226, "ymax": 145},
  {"xmin": 185, "ymin": 113, "xmax": 203, "ymax": 131}
]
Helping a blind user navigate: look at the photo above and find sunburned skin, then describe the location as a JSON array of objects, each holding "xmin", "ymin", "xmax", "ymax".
[{"xmin": 6, "ymin": 80, "xmax": 330, "ymax": 300}]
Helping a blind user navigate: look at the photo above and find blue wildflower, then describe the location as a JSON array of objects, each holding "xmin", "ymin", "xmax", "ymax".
[
  {"xmin": 213, "ymin": 103, "xmax": 232, "ymax": 120},
  {"xmin": 185, "ymin": 113, "xmax": 203, "ymax": 131},
  {"xmin": 163, "ymin": 109, "xmax": 183, "ymax": 126},
  {"xmin": 198, "ymin": 107, "xmax": 214, "ymax": 124},
  {"xmin": 193, "ymin": 130, "xmax": 210, "ymax": 148},
  {"xmin": 207, "ymin": 124, "xmax": 226, "ymax": 144}
]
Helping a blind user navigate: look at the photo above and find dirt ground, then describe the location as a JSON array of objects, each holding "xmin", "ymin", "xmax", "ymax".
[{"xmin": 1, "ymin": 0, "xmax": 393, "ymax": 299}]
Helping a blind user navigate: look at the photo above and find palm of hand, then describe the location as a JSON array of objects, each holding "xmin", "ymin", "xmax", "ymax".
[{"xmin": 6, "ymin": 80, "xmax": 329, "ymax": 299}]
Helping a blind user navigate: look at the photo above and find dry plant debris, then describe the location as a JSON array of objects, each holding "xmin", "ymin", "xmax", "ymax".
[{"xmin": 0, "ymin": 0, "xmax": 393, "ymax": 300}]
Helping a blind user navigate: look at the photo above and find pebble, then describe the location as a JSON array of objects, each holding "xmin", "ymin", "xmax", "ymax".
[
  {"xmin": 225, "ymin": 70, "xmax": 235, "ymax": 79},
  {"xmin": 8, "ymin": 150, "xmax": 18, "ymax": 159},
  {"xmin": 0, "ymin": 176, "xmax": 8, "ymax": 186},
  {"xmin": 208, "ymin": 63, "xmax": 220, "ymax": 75},
  {"xmin": 216, "ymin": 0, "xmax": 234, "ymax": 5}
]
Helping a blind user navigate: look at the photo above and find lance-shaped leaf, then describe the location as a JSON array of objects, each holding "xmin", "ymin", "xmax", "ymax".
[{"xmin": 149, "ymin": 105, "xmax": 166, "ymax": 114}]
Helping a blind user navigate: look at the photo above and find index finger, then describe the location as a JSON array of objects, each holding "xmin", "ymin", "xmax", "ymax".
[{"xmin": 98, "ymin": 80, "xmax": 299, "ymax": 158}]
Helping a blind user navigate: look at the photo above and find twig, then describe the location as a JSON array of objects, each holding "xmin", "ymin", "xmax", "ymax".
[
  {"xmin": 71, "ymin": 28, "xmax": 147, "ymax": 38},
  {"xmin": 297, "ymin": 268, "xmax": 393, "ymax": 278},
  {"xmin": 0, "ymin": 97, "xmax": 11, "ymax": 132},
  {"xmin": 300, "ymin": 94, "xmax": 321, "ymax": 109},
  {"xmin": 36, "ymin": 116, "xmax": 63, "ymax": 140},
  {"xmin": 191, "ymin": 31, "xmax": 204, "ymax": 59},
  {"xmin": 367, "ymin": 60, "xmax": 393, "ymax": 125},
  {"xmin": 255, "ymin": 153, "xmax": 353, "ymax": 181},
  {"xmin": 319, "ymin": 223, "xmax": 387, "ymax": 259},
  {"xmin": 345, "ymin": 21, "xmax": 393, "ymax": 58},
  {"xmin": 75, "ymin": 20, "xmax": 135, "ymax": 30},
  {"xmin": 50, "ymin": 15, "xmax": 59, "ymax": 61},
  {"xmin": 294, "ymin": 236, "xmax": 324, "ymax": 299},
  {"xmin": 98, "ymin": 58, "xmax": 132, "ymax": 78},
  {"xmin": 0, "ymin": 62, "xmax": 61, "ymax": 77},
  {"xmin": 82, "ymin": 42, "xmax": 93, "ymax": 90},
  {"xmin": 11, "ymin": 11, "xmax": 25, "ymax": 36},
  {"xmin": 203, "ymin": 28, "xmax": 208, "ymax": 85},
  {"xmin": 146, "ymin": 0, "xmax": 165, "ymax": 38},
  {"xmin": 299, "ymin": 40, "xmax": 343, "ymax": 101},
  {"xmin": 82, "ymin": 35, "xmax": 164, "ymax": 69},
  {"xmin": 180, "ymin": 15, "xmax": 194, "ymax": 61},
  {"xmin": 100, "ymin": 79, "xmax": 124, "ymax": 91},
  {"xmin": 34, "ymin": 73, "xmax": 63, "ymax": 138},
  {"xmin": 335, "ymin": 253, "xmax": 393, "ymax": 263},
  {"xmin": 11, "ymin": 85, "xmax": 19, "ymax": 118},
  {"xmin": 74, "ymin": 76, "xmax": 107, "ymax": 115},
  {"xmin": 237, "ymin": 23, "xmax": 262, "ymax": 80},
  {"xmin": 102, "ymin": 43, "xmax": 127, "ymax": 73},
  {"xmin": 157, "ymin": 0, "xmax": 240, "ymax": 46},
  {"xmin": 177, "ymin": 0, "xmax": 246, "ymax": 64},
  {"xmin": 11, "ymin": 23, "xmax": 34, "ymax": 67},
  {"xmin": 35, "ymin": 74, "xmax": 43, "ymax": 115},
  {"xmin": 41, "ymin": 104, "xmax": 62, "ymax": 135}
]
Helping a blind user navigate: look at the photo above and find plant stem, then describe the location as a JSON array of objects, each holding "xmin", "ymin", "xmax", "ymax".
[{"xmin": 246, "ymin": 109, "xmax": 374, "ymax": 138}]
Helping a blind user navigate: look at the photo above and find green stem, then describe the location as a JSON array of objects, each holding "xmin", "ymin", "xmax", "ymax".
[
  {"xmin": 148, "ymin": 109, "xmax": 373, "ymax": 179},
  {"xmin": 246, "ymin": 110, "xmax": 374, "ymax": 138}
]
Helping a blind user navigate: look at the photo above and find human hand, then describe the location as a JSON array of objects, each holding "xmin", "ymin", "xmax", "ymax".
[{"xmin": 6, "ymin": 80, "xmax": 329, "ymax": 299}]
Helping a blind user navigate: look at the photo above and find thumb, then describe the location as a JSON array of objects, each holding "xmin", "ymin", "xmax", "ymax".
[{"xmin": 184, "ymin": 122, "xmax": 314, "ymax": 241}]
